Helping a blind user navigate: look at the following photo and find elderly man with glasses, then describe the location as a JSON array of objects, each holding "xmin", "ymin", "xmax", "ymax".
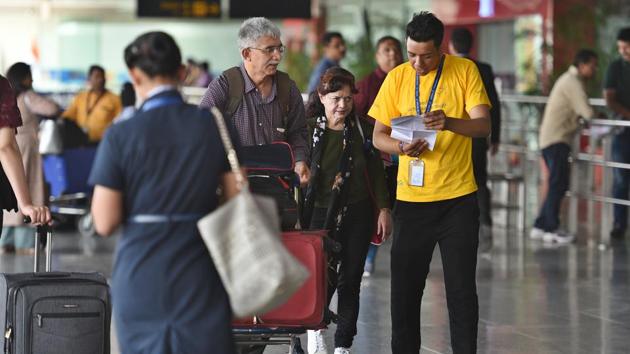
[{"xmin": 200, "ymin": 17, "xmax": 310, "ymax": 185}]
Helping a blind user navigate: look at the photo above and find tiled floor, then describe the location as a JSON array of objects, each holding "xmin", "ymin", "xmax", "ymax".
[{"xmin": 1, "ymin": 222, "xmax": 629, "ymax": 354}]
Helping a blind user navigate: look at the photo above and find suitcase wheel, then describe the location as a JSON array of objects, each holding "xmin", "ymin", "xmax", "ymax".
[{"xmin": 290, "ymin": 337, "xmax": 304, "ymax": 354}]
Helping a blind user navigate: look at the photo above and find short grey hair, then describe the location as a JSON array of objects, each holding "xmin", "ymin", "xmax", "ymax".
[{"xmin": 237, "ymin": 17, "xmax": 281, "ymax": 51}]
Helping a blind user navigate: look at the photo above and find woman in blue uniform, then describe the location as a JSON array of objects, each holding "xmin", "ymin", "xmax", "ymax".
[{"xmin": 90, "ymin": 32, "xmax": 239, "ymax": 354}]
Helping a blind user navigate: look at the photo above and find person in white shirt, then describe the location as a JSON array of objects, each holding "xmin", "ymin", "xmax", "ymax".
[{"xmin": 530, "ymin": 49, "xmax": 599, "ymax": 244}]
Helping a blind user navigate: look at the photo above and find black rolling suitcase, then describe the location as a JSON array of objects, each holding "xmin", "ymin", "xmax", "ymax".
[{"xmin": 0, "ymin": 224, "xmax": 111, "ymax": 354}]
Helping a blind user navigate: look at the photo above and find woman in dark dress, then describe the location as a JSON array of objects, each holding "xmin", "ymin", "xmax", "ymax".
[
  {"xmin": 0, "ymin": 75, "xmax": 50, "ymax": 230},
  {"xmin": 89, "ymin": 32, "xmax": 239, "ymax": 354},
  {"xmin": 302, "ymin": 67, "xmax": 392, "ymax": 354}
]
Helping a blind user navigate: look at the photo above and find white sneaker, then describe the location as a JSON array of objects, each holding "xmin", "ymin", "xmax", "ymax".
[
  {"xmin": 307, "ymin": 329, "xmax": 328, "ymax": 354},
  {"xmin": 543, "ymin": 230, "xmax": 575, "ymax": 244},
  {"xmin": 362, "ymin": 260, "xmax": 374, "ymax": 277},
  {"xmin": 529, "ymin": 227, "xmax": 545, "ymax": 240},
  {"xmin": 334, "ymin": 347, "xmax": 351, "ymax": 354}
]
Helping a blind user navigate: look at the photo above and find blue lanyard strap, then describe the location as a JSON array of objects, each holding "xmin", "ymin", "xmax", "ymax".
[
  {"xmin": 140, "ymin": 95, "xmax": 183, "ymax": 112},
  {"xmin": 128, "ymin": 213, "xmax": 205, "ymax": 223},
  {"xmin": 415, "ymin": 55, "xmax": 445, "ymax": 116}
]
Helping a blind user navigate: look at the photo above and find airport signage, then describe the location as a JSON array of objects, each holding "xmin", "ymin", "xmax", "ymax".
[
  {"xmin": 137, "ymin": 0, "xmax": 221, "ymax": 18},
  {"xmin": 229, "ymin": 0, "xmax": 310, "ymax": 19}
]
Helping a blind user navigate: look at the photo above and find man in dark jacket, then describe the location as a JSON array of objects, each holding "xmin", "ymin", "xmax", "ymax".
[
  {"xmin": 604, "ymin": 27, "xmax": 630, "ymax": 240},
  {"xmin": 449, "ymin": 27, "xmax": 501, "ymax": 252}
]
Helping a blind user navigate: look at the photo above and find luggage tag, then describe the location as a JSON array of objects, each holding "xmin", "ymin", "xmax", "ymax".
[{"xmin": 408, "ymin": 158, "xmax": 424, "ymax": 187}]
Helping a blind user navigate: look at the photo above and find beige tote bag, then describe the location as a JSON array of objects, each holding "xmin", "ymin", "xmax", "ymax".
[{"xmin": 197, "ymin": 107, "xmax": 309, "ymax": 318}]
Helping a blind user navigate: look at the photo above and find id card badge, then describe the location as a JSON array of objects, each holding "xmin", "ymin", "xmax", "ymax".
[{"xmin": 408, "ymin": 159, "xmax": 425, "ymax": 187}]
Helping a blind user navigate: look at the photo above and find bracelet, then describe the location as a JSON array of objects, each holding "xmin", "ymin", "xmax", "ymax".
[{"xmin": 397, "ymin": 141, "xmax": 405, "ymax": 154}]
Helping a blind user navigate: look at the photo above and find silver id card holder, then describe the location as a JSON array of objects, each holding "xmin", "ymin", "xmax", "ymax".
[{"xmin": 408, "ymin": 159, "xmax": 425, "ymax": 187}]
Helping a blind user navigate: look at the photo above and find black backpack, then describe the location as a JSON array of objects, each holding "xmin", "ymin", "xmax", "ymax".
[{"xmin": 222, "ymin": 66, "xmax": 293, "ymax": 123}]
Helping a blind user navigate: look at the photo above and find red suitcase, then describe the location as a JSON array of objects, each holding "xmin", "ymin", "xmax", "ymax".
[{"xmin": 233, "ymin": 230, "xmax": 327, "ymax": 328}]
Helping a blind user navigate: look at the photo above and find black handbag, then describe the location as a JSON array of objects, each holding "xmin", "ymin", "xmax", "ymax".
[
  {"xmin": 0, "ymin": 166, "xmax": 17, "ymax": 212},
  {"xmin": 240, "ymin": 142, "xmax": 299, "ymax": 230}
]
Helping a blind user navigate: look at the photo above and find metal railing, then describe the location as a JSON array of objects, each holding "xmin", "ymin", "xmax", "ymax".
[
  {"xmin": 496, "ymin": 94, "xmax": 630, "ymax": 249},
  {"xmin": 182, "ymin": 87, "xmax": 628, "ymax": 248}
]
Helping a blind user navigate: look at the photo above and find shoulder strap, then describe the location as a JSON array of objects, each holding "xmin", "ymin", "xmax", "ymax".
[
  {"xmin": 223, "ymin": 66, "xmax": 245, "ymax": 118},
  {"xmin": 275, "ymin": 70, "xmax": 292, "ymax": 116},
  {"xmin": 355, "ymin": 116, "xmax": 366, "ymax": 143},
  {"xmin": 224, "ymin": 67, "xmax": 293, "ymax": 125}
]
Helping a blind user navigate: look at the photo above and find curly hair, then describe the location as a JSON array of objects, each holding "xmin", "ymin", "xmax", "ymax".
[{"xmin": 406, "ymin": 11, "xmax": 444, "ymax": 48}]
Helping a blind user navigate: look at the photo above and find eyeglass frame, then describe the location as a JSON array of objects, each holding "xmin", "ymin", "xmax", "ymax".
[{"xmin": 248, "ymin": 45, "xmax": 286, "ymax": 55}]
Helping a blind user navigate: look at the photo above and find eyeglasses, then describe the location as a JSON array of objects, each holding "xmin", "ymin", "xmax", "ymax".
[{"xmin": 249, "ymin": 45, "xmax": 285, "ymax": 55}]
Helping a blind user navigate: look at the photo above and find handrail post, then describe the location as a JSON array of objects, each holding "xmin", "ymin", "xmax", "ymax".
[
  {"xmin": 568, "ymin": 134, "xmax": 580, "ymax": 236},
  {"xmin": 586, "ymin": 128, "xmax": 596, "ymax": 246},
  {"xmin": 600, "ymin": 135, "xmax": 613, "ymax": 249}
]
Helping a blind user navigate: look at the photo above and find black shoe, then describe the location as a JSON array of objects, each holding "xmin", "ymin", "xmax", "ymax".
[
  {"xmin": 0, "ymin": 246, "xmax": 15, "ymax": 254},
  {"xmin": 610, "ymin": 227, "xmax": 626, "ymax": 239}
]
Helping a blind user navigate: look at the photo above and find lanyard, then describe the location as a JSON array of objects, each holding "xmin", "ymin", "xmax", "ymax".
[
  {"xmin": 140, "ymin": 95, "xmax": 183, "ymax": 112},
  {"xmin": 415, "ymin": 55, "xmax": 445, "ymax": 115},
  {"xmin": 86, "ymin": 91, "xmax": 106, "ymax": 117}
]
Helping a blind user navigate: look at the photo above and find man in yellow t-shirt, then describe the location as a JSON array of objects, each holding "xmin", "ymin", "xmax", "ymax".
[
  {"xmin": 369, "ymin": 12, "xmax": 491, "ymax": 354},
  {"xmin": 62, "ymin": 65, "xmax": 122, "ymax": 143}
]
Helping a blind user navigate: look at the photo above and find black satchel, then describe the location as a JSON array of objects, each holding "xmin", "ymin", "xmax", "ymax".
[
  {"xmin": 60, "ymin": 118, "xmax": 90, "ymax": 149},
  {"xmin": 0, "ymin": 163, "xmax": 18, "ymax": 212},
  {"xmin": 241, "ymin": 142, "xmax": 299, "ymax": 231}
]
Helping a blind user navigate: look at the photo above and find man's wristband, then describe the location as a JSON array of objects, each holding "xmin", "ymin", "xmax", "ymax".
[{"xmin": 397, "ymin": 141, "xmax": 405, "ymax": 154}]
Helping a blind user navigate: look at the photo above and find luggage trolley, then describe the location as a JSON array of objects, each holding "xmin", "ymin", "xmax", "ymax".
[
  {"xmin": 42, "ymin": 147, "xmax": 98, "ymax": 237},
  {"xmin": 233, "ymin": 230, "xmax": 329, "ymax": 354},
  {"xmin": 233, "ymin": 143, "xmax": 332, "ymax": 354}
]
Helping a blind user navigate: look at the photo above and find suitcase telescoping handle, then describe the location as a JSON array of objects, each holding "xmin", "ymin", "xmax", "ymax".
[{"xmin": 23, "ymin": 216, "xmax": 52, "ymax": 273}]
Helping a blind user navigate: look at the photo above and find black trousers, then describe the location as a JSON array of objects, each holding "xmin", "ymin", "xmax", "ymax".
[
  {"xmin": 534, "ymin": 143, "xmax": 570, "ymax": 232},
  {"xmin": 612, "ymin": 133, "xmax": 630, "ymax": 231},
  {"xmin": 385, "ymin": 164, "xmax": 399, "ymax": 205},
  {"xmin": 310, "ymin": 199, "xmax": 374, "ymax": 348},
  {"xmin": 391, "ymin": 193, "xmax": 479, "ymax": 354},
  {"xmin": 472, "ymin": 138, "xmax": 491, "ymax": 226}
]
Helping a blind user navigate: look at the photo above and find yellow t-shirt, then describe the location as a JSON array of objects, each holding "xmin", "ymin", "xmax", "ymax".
[
  {"xmin": 368, "ymin": 54, "xmax": 490, "ymax": 202},
  {"xmin": 62, "ymin": 90, "xmax": 122, "ymax": 142}
]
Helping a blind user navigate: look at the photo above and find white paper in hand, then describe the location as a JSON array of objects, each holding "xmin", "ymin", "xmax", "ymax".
[{"xmin": 390, "ymin": 115, "xmax": 437, "ymax": 150}]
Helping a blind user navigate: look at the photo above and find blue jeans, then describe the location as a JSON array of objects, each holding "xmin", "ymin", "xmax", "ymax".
[
  {"xmin": 534, "ymin": 143, "xmax": 570, "ymax": 232},
  {"xmin": 0, "ymin": 227, "xmax": 36, "ymax": 249},
  {"xmin": 612, "ymin": 133, "xmax": 630, "ymax": 231}
]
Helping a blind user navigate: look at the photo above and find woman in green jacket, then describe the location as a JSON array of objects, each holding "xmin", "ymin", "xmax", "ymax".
[{"xmin": 302, "ymin": 67, "xmax": 391, "ymax": 354}]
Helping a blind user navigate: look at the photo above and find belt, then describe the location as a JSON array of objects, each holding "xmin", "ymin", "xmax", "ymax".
[{"xmin": 128, "ymin": 213, "xmax": 205, "ymax": 224}]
